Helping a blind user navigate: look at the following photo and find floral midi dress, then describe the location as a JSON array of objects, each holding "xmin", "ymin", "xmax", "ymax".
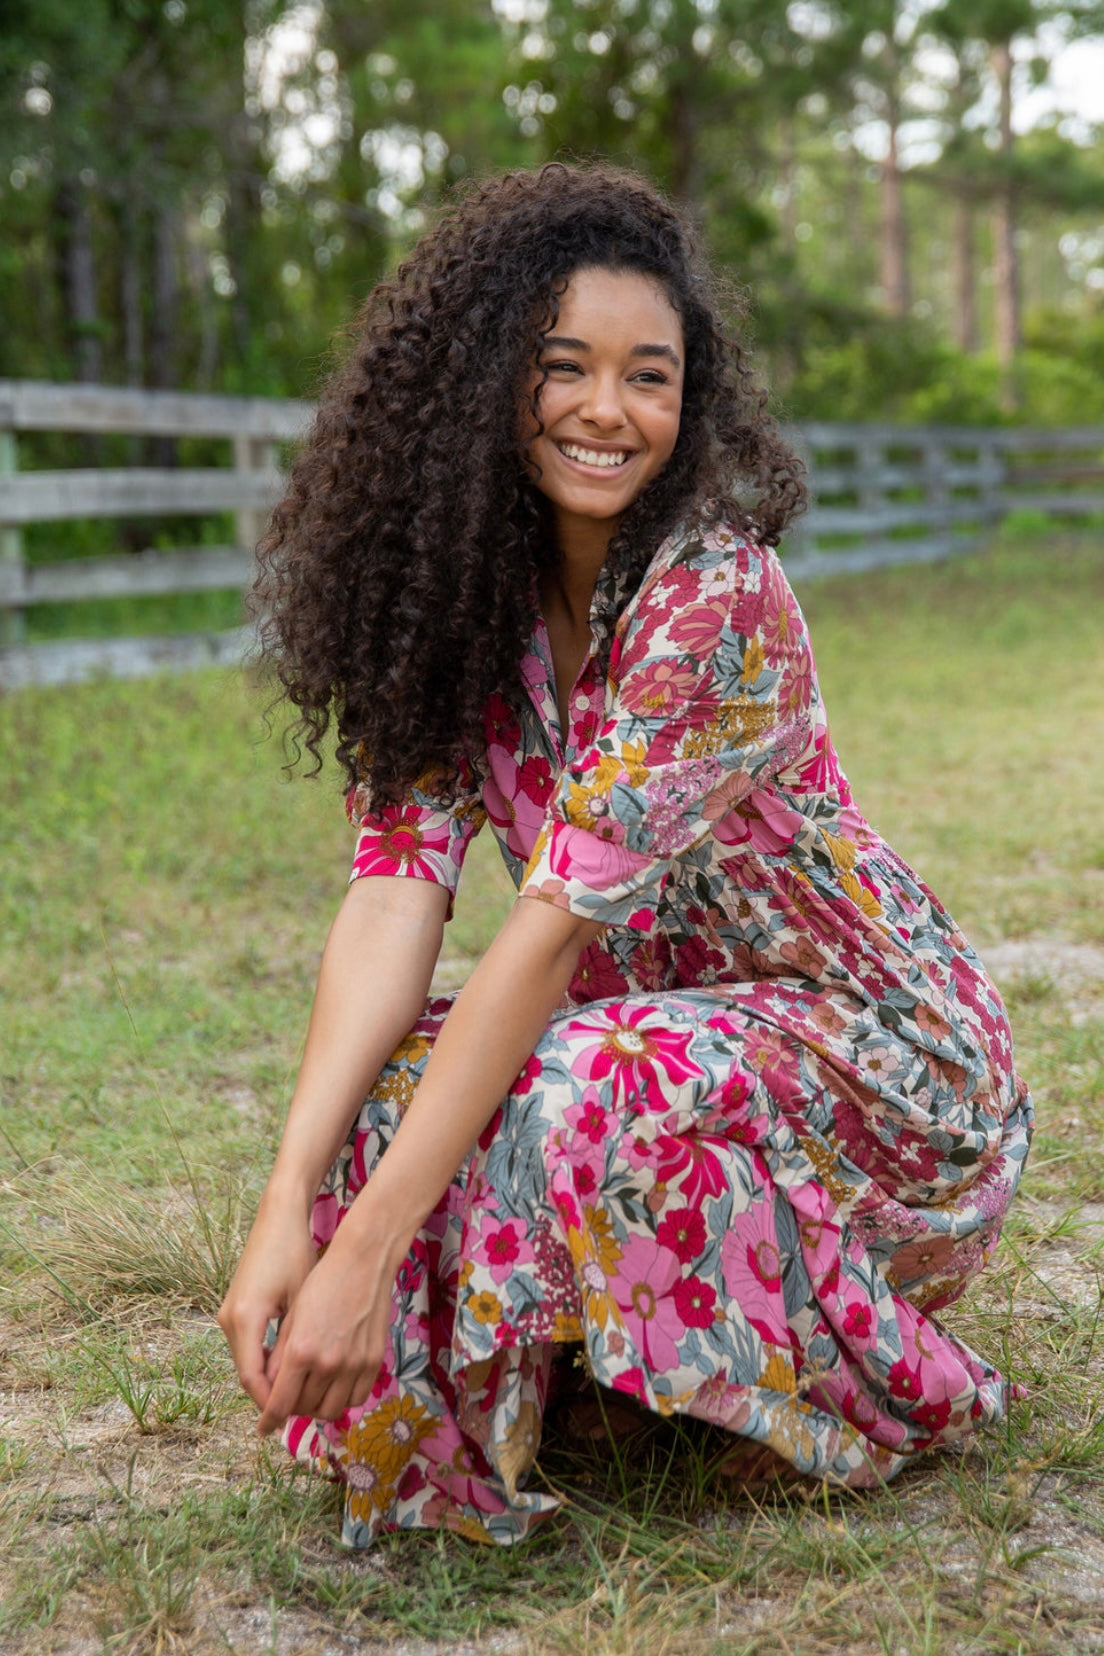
[{"xmin": 283, "ymin": 523, "xmax": 1032, "ymax": 1547}]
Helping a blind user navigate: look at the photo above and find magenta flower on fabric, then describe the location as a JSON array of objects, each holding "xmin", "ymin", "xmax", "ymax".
[
  {"xmin": 569, "ymin": 1002, "xmax": 698, "ymax": 1108},
  {"xmin": 351, "ymin": 807, "xmax": 451, "ymax": 879}
]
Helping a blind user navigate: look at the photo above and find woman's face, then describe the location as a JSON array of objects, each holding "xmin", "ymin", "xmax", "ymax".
[{"xmin": 521, "ymin": 266, "xmax": 684, "ymax": 547}]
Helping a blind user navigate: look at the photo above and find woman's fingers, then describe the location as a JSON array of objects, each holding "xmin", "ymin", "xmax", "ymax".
[
  {"xmin": 256, "ymin": 1343, "xmax": 382, "ymax": 1435},
  {"xmin": 217, "ymin": 1303, "xmax": 275, "ymax": 1412}
]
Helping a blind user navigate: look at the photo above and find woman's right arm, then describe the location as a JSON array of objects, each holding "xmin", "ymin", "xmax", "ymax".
[{"xmin": 217, "ymin": 873, "xmax": 449, "ymax": 1410}]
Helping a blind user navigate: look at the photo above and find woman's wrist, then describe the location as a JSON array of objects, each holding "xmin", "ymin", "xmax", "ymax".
[
  {"xmin": 258, "ymin": 1162, "xmax": 323, "ymax": 1226},
  {"xmin": 335, "ymin": 1171, "xmax": 422, "ymax": 1269}
]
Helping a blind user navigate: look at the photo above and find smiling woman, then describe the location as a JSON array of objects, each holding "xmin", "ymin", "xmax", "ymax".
[{"xmin": 218, "ymin": 162, "xmax": 1032, "ymax": 1549}]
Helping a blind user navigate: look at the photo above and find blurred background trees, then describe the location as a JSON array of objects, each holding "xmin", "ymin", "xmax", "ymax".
[{"xmin": 2, "ymin": 0, "xmax": 1102, "ymax": 421}]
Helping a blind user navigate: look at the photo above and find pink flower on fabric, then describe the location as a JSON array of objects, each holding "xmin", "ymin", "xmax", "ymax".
[
  {"xmin": 471, "ymin": 1217, "xmax": 526, "ymax": 1285},
  {"xmin": 516, "ymin": 754, "xmax": 555, "ymax": 804},
  {"xmin": 628, "ymin": 935, "xmax": 672, "ymax": 990},
  {"xmin": 483, "ymin": 748, "xmax": 548, "ymax": 862},
  {"xmin": 655, "ymin": 1206, "xmax": 707, "ymax": 1264},
  {"xmin": 651, "ymin": 1131, "xmax": 731, "ymax": 1207},
  {"xmin": 890, "ymin": 1233, "xmax": 958, "ymax": 1281},
  {"xmin": 779, "ymin": 936, "xmax": 827, "ymax": 979},
  {"xmin": 570, "ymin": 947, "xmax": 631, "ymax": 1002},
  {"xmin": 610, "ymin": 1366, "xmax": 649, "ymax": 1403},
  {"xmin": 352, "ymin": 807, "xmax": 450, "ymax": 880},
  {"xmin": 675, "ymin": 935, "xmax": 723, "ymax": 983},
  {"xmin": 667, "ymin": 596, "xmax": 730, "ymax": 657},
  {"xmin": 546, "ymin": 824, "xmax": 651, "ymax": 892},
  {"xmin": 569, "ymin": 1002, "xmax": 698, "ymax": 1109},
  {"xmin": 563, "ymin": 1087, "xmax": 611, "ymax": 1146},
  {"xmin": 760, "ymin": 582, "xmax": 805, "ymax": 664},
  {"xmin": 842, "ymin": 1300, "xmax": 875, "ymax": 1343},
  {"xmin": 620, "ymin": 658, "xmax": 701, "ymax": 715},
  {"xmin": 887, "ymin": 1355, "xmax": 924, "ymax": 1403},
  {"xmin": 704, "ymin": 783, "xmax": 806, "ymax": 854},
  {"xmin": 311, "ymin": 1190, "xmax": 340, "ymax": 1247},
  {"xmin": 722, "ymin": 1199, "xmax": 789, "ymax": 1347},
  {"xmin": 512, "ymin": 1052, "xmax": 542, "ymax": 1097},
  {"xmin": 742, "ymin": 1024, "xmax": 804, "ymax": 1106},
  {"xmin": 778, "ymin": 653, "xmax": 814, "ymax": 717},
  {"xmin": 610, "ymin": 1234, "xmax": 682, "ymax": 1370},
  {"xmin": 673, "ymin": 1275, "xmax": 718, "ymax": 1330},
  {"xmin": 913, "ymin": 1396, "xmax": 953, "ymax": 1435}
]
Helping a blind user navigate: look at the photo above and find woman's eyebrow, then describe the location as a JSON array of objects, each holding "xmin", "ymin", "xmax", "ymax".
[
  {"xmin": 540, "ymin": 335, "xmax": 682, "ymax": 369},
  {"xmin": 631, "ymin": 343, "xmax": 682, "ymax": 369}
]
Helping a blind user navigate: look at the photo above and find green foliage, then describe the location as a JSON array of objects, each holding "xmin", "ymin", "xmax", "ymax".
[{"xmin": 2, "ymin": 0, "xmax": 1103, "ymax": 416}]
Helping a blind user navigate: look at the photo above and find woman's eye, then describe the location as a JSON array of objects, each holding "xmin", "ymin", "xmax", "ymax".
[
  {"xmin": 544, "ymin": 359, "xmax": 582, "ymax": 374},
  {"xmin": 632, "ymin": 369, "xmax": 668, "ymax": 386}
]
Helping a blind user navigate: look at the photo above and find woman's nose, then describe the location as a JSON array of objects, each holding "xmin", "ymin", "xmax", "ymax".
[{"xmin": 579, "ymin": 372, "xmax": 627, "ymax": 428}]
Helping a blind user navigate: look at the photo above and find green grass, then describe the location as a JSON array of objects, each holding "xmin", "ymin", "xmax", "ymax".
[{"xmin": 1, "ymin": 524, "xmax": 1102, "ymax": 1653}]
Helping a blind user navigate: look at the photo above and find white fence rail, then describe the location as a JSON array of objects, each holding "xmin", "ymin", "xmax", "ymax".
[{"xmin": 2, "ymin": 380, "xmax": 1102, "ymax": 690}]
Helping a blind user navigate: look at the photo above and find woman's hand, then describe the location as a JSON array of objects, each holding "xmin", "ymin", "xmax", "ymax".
[
  {"xmin": 217, "ymin": 1195, "xmax": 319, "ymax": 1415},
  {"xmin": 253, "ymin": 1214, "xmax": 408, "ymax": 1436}
]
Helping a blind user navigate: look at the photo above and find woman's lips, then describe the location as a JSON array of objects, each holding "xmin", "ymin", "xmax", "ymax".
[{"xmin": 556, "ymin": 441, "xmax": 634, "ymax": 469}]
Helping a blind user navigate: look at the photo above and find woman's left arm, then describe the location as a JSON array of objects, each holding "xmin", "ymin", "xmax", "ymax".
[{"xmin": 256, "ymin": 895, "xmax": 601, "ymax": 1434}]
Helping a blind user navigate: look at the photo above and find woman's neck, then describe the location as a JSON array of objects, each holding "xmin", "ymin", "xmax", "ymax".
[{"xmin": 541, "ymin": 517, "xmax": 615, "ymax": 630}]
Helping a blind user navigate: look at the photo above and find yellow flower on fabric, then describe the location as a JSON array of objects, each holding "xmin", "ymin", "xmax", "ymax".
[
  {"xmin": 759, "ymin": 1349, "xmax": 798, "ymax": 1395},
  {"xmin": 495, "ymin": 1400, "xmax": 542, "ymax": 1500},
  {"xmin": 564, "ymin": 778, "xmax": 615, "ymax": 833},
  {"xmin": 592, "ymin": 753, "xmax": 626, "ymax": 792},
  {"xmin": 822, "ymin": 832, "xmax": 857, "ymax": 871},
  {"xmin": 619, "ymin": 739, "xmax": 651, "ymax": 786},
  {"xmin": 394, "ymin": 1028, "xmax": 433, "ymax": 1069},
  {"xmin": 580, "ymin": 1205, "xmax": 624, "ymax": 1277},
  {"xmin": 468, "ymin": 1289, "xmax": 503, "ymax": 1326},
  {"xmin": 453, "ymin": 1514, "xmax": 498, "ymax": 1545},
  {"xmin": 740, "ymin": 636, "xmax": 765, "ymax": 685},
  {"xmin": 840, "ymin": 870, "xmax": 883, "ymax": 918},
  {"xmin": 568, "ymin": 1206, "xmax": 625, "ymax": 1333},
  {"xmin": 373, "ymin": 1066, "xmax": 417, "ymax": 1114},
  {"xmin": 552, "ymin": 1312, "xmax": 584, "ymax": 1341},
  {"xmin": 345, "ymin": 1394, "xmax": 434, "ymax": 1513},
  {"xmin": 346, "ymin": 1466, "xmax": 397, "ymax": 1525}
]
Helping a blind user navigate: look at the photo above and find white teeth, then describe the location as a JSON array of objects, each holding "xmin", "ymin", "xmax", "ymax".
[{"xmin": 559, "ymin": 443, "xmax": 631, "ymax": 468}]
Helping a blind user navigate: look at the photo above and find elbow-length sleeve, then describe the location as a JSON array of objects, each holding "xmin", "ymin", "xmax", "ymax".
[
  {"xmin": 346, "ymin": 755, "xmax": 487, "ymax": 918},
  {"xmin": 519, "ymin": 537, "xmax": 814, "ymax": 931}
]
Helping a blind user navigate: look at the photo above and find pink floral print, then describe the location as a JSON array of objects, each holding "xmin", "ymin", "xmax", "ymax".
[{"xmin": 286, "ymin": 524, "xmax": 1031, "ymax": 1547}]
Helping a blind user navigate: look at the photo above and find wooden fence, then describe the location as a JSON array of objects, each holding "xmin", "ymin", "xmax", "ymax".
[{"xmin": 2, "ymin": 379, "xmax": 1103, "ymax": 690}]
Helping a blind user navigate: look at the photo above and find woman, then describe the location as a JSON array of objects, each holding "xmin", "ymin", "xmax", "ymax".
[{"xmin": 218, "ymin": 163, "xmax": 1032, "ymax": 1547}]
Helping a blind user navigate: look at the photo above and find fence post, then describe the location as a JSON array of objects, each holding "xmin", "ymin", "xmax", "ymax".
[
  {"xmin": 0, "ymin": 424, "xmax": 26, "ymax": 645},
  {"xmin": 233, "ymin": 435, "xmax": 277, "ymax": 558}
]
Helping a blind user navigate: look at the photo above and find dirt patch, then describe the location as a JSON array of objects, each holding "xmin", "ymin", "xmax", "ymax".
[{"xmin": 983, "ymin": 939, "xmax": 1104, "ymax": 1025}]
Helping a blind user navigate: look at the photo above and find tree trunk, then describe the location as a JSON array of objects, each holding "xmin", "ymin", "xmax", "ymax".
[
  {"xmin": 952, "ymin": 192, "xmax": 978, "ymax": 353},
  {"xmin": 56, "ymin": 176, "xmax": 103, "ymax": 383},
  {"xmin": 120, "ymin": 193, "xmax": 144, "ymax": 389},
  {"xmin": 778, "ymin": 115, "xmax": 797, "ymax": 257},
  {"xmin": 149, "ymin": 202, "xmax": 179, "ymax": 392},
  {"xmin": 991, "ymin": 39, "xmax": 1020, "ymax": 408},
  {"xmin": 880, "ymin": 96, "xmax": 910, "ymax": 317},
  {"xmin": 668, "ymin": 76, "xmax": 700, "ymax": 207},
  {"xmin": 149, "ymin": 203, "xmax": 179, "ymax": 467}
]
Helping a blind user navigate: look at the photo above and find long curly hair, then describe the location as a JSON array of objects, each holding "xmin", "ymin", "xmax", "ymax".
[{"xmin": 253, "ymin": 162, "xmax": 806, "ymax": 802}]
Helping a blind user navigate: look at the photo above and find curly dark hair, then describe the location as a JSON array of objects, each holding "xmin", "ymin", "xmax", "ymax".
[{"xmin": 253, "ymin": 161, "xmax": 806, "ymax": 802}]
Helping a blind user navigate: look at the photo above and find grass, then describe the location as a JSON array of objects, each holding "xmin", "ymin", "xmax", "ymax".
[{"xmin": 1, "ymin": 522, "xmax": 1103, "ymax": 1653}]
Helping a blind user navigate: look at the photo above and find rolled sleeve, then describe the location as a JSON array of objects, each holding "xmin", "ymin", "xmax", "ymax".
[
  {"xmin": 520, "ymin": 539, "xmax": 813, "ymax": 928},
  {"xmin": 347, "ymin": 758, "xmax": 486, "ymax": 919}
]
